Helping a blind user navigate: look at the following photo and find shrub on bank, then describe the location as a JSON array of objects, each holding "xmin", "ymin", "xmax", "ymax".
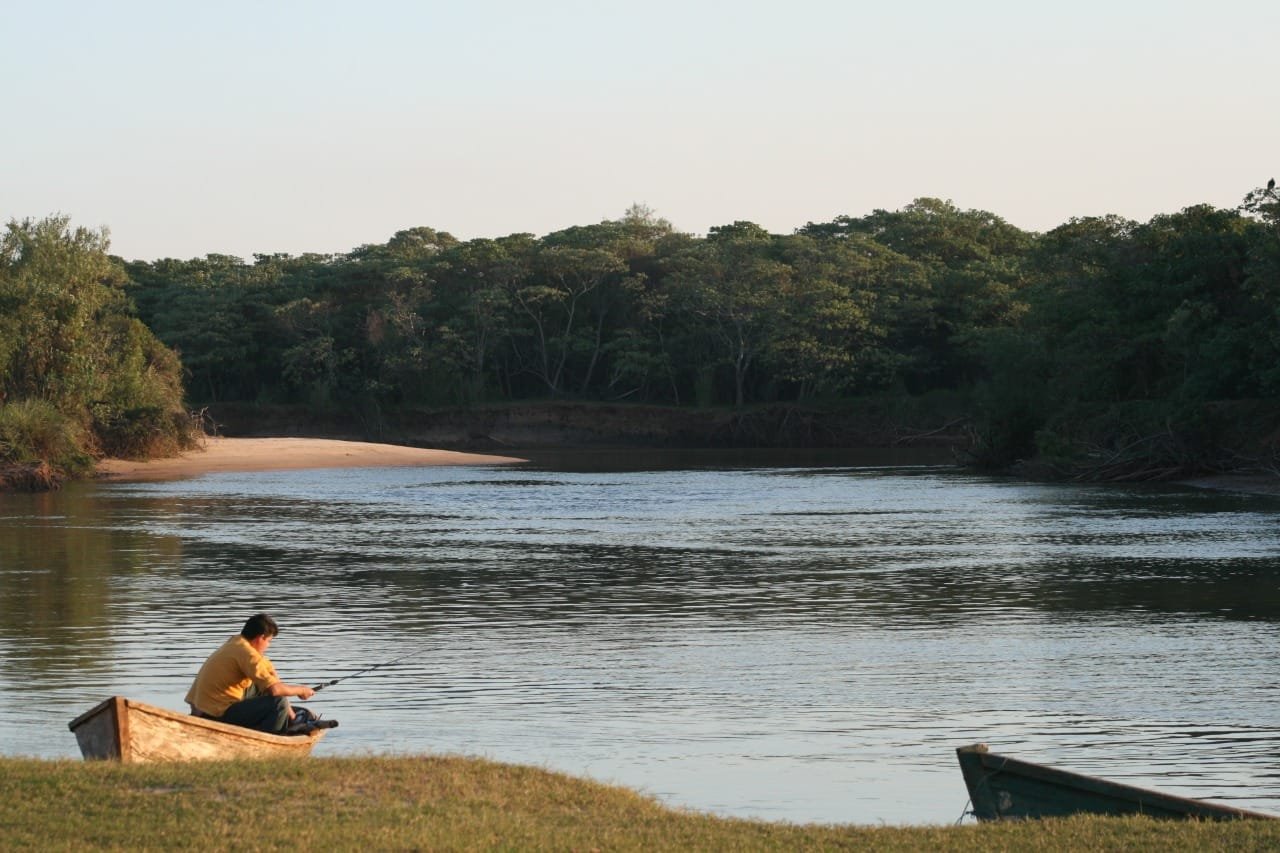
[{"xmin": 0, "ymin": 399, "xmax": 92, "ymax": 476}]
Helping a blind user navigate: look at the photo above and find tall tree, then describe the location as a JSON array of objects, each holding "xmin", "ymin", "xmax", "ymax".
[
  {"xmin": 667, "ymin": 222, "xmax": 793, "ymax": 407},
  {"xmin": 1241, "ymin": 178, "xmax": 1280, "ymax": 394},
  {"xmin": 425, "ymin": 235, "xmax": 530, "ymax": 402},
  {"xmin": 507, "ymin": 226, "xmax": 628, "ymax": 395}
]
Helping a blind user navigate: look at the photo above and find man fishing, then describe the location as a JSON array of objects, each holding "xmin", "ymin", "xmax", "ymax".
[{"xmin": 185, "ymin": 613, "xmax": 321, "ymax": 734}]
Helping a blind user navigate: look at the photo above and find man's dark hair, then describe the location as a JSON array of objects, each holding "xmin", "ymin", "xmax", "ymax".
[{"xmin": 241, "ymin": 613, "xmax": 280, "ymax": 640}]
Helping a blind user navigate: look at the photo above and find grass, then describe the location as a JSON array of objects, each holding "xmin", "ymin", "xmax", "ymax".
[{"xmin": 2, "ymin": 756, "xmax": 1279, "ymax": 851}]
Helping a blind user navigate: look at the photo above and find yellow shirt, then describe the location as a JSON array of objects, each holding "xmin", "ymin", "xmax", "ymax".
[{"xmin": 184, "ymin": 635, "xmax": 281, "ymax": 717}]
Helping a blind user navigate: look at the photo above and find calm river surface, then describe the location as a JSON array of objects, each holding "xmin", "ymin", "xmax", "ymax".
[{"xmin": 2, "ymin": 450, "xmax": 1279, "ymax": 825}]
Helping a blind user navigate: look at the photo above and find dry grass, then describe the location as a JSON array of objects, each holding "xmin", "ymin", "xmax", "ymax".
[{"xmin": 2, "ymin": 755, "xmax": 1279, "ymax": 851}]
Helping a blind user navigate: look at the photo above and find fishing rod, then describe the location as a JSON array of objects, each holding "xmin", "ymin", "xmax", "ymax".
[{"xmin": 310, "ymin": 647, "xmax": 429, "ymax": 693}]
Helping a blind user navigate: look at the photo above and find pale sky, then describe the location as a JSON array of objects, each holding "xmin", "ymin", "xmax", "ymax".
[{"xmin": 4, "ymin": 0, "xmax": 1277, "ymax": 261}]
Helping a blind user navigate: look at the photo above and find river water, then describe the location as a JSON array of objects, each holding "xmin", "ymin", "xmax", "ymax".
[{"xmin": 2, "ymin": 450, "xmax": 1279, "ymax": 825}]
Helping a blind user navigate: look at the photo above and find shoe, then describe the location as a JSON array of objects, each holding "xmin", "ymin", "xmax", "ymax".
[
  {"xmin": 283, "ymin": 708, "xmax": 319, "ymax": 735},
  {"xmin": 283, "ymin": 714, "xmax": 339, "ymax": 735}
]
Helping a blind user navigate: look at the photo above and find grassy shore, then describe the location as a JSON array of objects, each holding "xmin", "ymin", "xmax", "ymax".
[{"xmin": 3, "ymin": 756, "xmax": 1278, "ymax": 851}]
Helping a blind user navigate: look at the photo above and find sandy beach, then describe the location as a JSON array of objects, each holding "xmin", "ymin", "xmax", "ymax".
[{"xmin": 96, "ymin": 437, "xmax": 524, "ymax": 482}]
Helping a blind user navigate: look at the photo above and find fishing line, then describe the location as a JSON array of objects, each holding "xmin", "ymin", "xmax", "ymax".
[{"xmin": 309, "ymin": 646, "xmax": 431, "ymax": 693}]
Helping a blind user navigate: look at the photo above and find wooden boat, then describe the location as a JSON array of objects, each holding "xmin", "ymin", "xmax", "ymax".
[
  {"xmin": 957, "ymin": 743, "xmax": 1277, "ymax": 821},
  {"xmin": 69, "ymin": 696, "xmax": 329, "ymax": 763}
]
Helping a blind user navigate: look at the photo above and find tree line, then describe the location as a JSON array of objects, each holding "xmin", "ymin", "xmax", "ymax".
[
  {"xmin": 2, "ymin": 180, "xmax": 1276, "ymax": 483},
  {"xmin": 123, "ymin": 199, "xmax": 1033, "ymax": 411}
]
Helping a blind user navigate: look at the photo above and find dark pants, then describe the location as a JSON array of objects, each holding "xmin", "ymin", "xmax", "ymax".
[{"xmin": 218, "ymin": 685, "xmax": 290, "ymax": 733}]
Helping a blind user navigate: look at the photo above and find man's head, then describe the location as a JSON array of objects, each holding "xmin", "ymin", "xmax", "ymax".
[{"xmin": 241, "ymin": 613, "xmax": 279, "ymax": 644}]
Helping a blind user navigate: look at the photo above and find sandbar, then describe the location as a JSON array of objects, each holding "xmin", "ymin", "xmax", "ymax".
[{"xmin": 96, "ymin": 437, "xmax": 524, "ymax": 482}]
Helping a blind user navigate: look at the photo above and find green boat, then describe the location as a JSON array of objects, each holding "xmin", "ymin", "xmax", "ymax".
[{"xmin": 956, "ymin": 743, "xmax": 1278, "ymax": 821}]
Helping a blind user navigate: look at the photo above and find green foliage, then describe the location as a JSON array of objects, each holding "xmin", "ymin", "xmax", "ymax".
[
  {"xmin": 4, "ymin": 181, "xmax": 1271, "ymax": 482},
  {"xmin": 122, "ymin": 202, "xmax": 1035, "ymax": 414},
  {"xmin": 0, "ymin": 216, "xmax": 195, "ymax": 474},
  {"xmin": 1240, "ymin": 178, "xmax": 1280, "ymax": 395},
  {"xmin": 105, "ymin": 180, "xmax": 1279, "ymax": 476},
  {"xmin": 968, "ymin": 181, "xmax": 1280, "ymax": 476},
  {"xmin": 0, "ymin": 399, "xmax": 91, "ymax": 474},
  {"xmin": 802, "ymin": 198, "xmax": 1033, "ymax": 390}
]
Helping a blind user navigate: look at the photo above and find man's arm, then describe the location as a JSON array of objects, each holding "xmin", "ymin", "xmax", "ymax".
[{"xmin": 267, "ymin": 681, "xmax": 316, "ymax": 700}]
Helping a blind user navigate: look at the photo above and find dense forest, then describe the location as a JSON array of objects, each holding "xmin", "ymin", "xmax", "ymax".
[{"xmin": 2, "ymin": 180, "xmax": 1277, "ymax": 487}]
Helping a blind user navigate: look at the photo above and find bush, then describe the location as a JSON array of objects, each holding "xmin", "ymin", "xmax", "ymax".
[
  {"xmin": 89, "ymin": 317, "xmax": 200, "ymax": 459},
  {"xmin": 98, "ymin": 402, "xmax": 201, "ymax": 460},
  {"xmin": 0, "ymin": 399, "xmax": 93, "ymax": 476}
]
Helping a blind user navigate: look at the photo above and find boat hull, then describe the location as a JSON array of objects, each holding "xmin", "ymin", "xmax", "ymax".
[
  {"xmin": 69, "ymin": 696, "xmax": 326, "ymax": 762},
  {"xmin": 956, "ymin": 743, "xmax": 1276, "ymax": 822}
]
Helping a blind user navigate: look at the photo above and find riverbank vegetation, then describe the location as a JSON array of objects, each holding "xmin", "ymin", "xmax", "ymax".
[
  {"xmin": 2, "ymin": 755, "xmax": 1276, "ymax": 851},
  {"xmin": 0, "ymin": 217, "xmax": 196, "ymax": 488},
  {"xmin": 121, "ymin": 179, "xmax": 1280, "ymax": 479},
  {"xmin": 4, "ymin": 178, "xmax": 1277, "ymax": 487}
]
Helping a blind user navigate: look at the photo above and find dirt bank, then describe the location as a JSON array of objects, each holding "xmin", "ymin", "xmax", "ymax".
[
  {"xmin": 203, "ymin": 400, "xmax": 971, "ymax": 451},
  {"xmin": 1176, "ymin": 474, "xmax": 1280, "ymax": 497},
  {"xmin": 0, "ymin": 462, "xmax": 64, "ymax": 491}
]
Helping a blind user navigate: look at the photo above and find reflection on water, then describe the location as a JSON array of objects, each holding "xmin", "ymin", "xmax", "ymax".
[{"xmin": 1, "ymin": 452, "xmax": 1279, "ymax": 824}]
